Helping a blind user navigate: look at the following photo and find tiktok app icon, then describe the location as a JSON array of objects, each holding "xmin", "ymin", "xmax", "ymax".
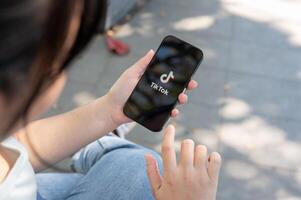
[{"xmin": 160, "ymin": 71, "xmax": 174, "ymax": 83}]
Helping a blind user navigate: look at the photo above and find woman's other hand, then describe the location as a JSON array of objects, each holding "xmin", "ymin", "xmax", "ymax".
[{"xmin": 145, "ymin": 125, "xmax": 221, "ymax": 200}]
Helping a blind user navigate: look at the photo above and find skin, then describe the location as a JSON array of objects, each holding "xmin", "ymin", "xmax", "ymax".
[{"xmin": 145, "ymin": 125, "xmax": 221, "ymax": 200}]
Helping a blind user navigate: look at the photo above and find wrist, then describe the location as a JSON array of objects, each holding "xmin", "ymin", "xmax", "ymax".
[
  {"xmin": 93, "ymin": 94, "xmax": 120, "ymax": 131},
  {"xmin": 104, "ymin": 91, "xmax": 132, "ymax": 126}
]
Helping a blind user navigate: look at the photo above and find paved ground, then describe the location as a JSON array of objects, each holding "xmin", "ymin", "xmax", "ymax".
[{"xmin": 45, "ymin": 0, "xmax": 301, "ymax": 199}]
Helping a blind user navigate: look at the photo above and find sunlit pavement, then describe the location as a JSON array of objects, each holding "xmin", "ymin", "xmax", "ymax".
[{"xmin": 45, "ymin": 0, "xmax": 301, "ymax": 198}]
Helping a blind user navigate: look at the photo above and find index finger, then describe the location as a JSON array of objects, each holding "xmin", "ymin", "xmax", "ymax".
[{"xmin": 162, "ymin": 124, "xmax": 177, "ymax": 172}]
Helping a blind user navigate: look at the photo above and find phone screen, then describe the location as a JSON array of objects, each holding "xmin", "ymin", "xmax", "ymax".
[{"xmin": 123, "ymin": 35, "xmax": 203, "ymax": 131}]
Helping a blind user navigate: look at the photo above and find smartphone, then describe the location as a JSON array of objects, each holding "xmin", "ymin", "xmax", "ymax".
[{"xmin": 123, "ymin": 35, "xmax": 203, "ymax": 132}]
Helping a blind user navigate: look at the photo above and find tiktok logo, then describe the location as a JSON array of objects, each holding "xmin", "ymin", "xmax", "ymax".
[
  {"xmin": 150, "ymin": 71, "xmax": 174, "ymax": 95},
  {"xmin": 160, "ymin": 71, "xmax": 174, "ymax": 83}
]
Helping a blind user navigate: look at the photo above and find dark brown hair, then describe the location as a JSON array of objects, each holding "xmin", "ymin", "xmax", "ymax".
[{"xmin": 0, "ymin": 0, "xmax": 106, "ymax": 140}]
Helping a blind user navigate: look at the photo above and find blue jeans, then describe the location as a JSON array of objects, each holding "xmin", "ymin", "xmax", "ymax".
[{"xmin": 36, "ymin": 136, "xmax": 162, "ymax": 200}]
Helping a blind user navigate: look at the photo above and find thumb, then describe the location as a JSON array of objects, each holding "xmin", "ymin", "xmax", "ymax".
[
  {"xmin": 145, "ymin": 153, "xmax": 162, "ymax": 193},
  {"xmin": 131, "ymin": 49, "xmax": 155, "ymax": 75}
]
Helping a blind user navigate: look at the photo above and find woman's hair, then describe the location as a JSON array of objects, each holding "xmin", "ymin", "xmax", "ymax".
[{"xmin": 0, "ymin": 0, "xmax": 106, "ymax": 140}]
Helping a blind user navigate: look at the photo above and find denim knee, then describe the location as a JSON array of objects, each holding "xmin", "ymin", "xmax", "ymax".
[{"xmin": 66, "ymin": 145, "xmax": 162, "ymax": 200}]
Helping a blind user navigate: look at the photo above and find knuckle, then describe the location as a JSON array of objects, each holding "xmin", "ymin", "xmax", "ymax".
[
  {"xmin": 161, "ymin": 145, "xmax": 172, "ymax": 153},
  {"xmin": 165, "ymin": 176, "xmax": 175, "ymax": 187},
  {"xmin": 165, "ymin": 172, "xmax": 178, "ymax": 186},
  {"xmin": 199, "ymin": 177, "xmax": 211, "ymax": 186},
  {"xmin": 182, "ymin": 170, "xmax": 194, "ymax": 186}
]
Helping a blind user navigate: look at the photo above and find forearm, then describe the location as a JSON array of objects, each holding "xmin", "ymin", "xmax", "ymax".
[{"xmin": 15, "ymin": 95, "xmax": 118, "ymax": 171}]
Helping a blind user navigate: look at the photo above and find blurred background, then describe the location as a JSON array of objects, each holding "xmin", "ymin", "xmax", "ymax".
[{"xmin": 44, "ymin": 0, "xmax": 301, "ymax": 199}]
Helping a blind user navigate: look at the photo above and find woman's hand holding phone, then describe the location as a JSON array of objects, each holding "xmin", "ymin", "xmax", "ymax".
[
  {"xmin": 145, "ymin": 125, "xmax": 222, "ymax": 200},
  {"xmin": 106, "ymin": 50, "xmax": 198, "ymax": 127}
]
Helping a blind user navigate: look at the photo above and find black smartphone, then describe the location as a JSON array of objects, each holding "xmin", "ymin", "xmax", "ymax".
[{"xmin": 123, "ymin": 35, "xmax": 203, "ymax": 132}]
